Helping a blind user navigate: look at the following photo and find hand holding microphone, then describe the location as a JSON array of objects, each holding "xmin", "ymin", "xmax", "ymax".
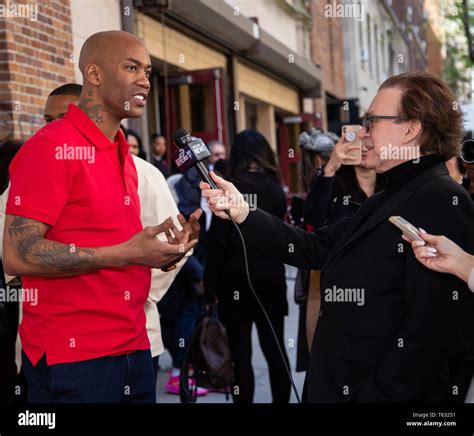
[
  {"xmin": 200, "ymin": 171, "xmax": 249, "ymax": 224},
  {"xmin": 172, "ymin": 128, "xmax": 249, "ymax": 223}
]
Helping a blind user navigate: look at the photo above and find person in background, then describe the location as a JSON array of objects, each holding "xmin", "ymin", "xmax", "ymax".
[
  {"xmin": 204, "ymin": 129, "xmax": 291, "ymax": 404},
  {"xmin": 127, "ymin": 128, "xmax": 147, "ymax": 160},
  {"xmin": 293, "ymin": 129, "xmax": 335, "ymax": 374},
  {"xmin": 207, "ymin": 140, "xmax": 227, "ymax": 172},
  {"xmin": 151, "ymin": 133, "xmax": 168, "ymax": 178},
  {"xmin": 445, "ymin": 156, "xmax": 471, "ymax": 193},
  {"xmin": 0, "ymin": 140, "xmax": 24, "ymax": 403},
  {"xmin": 302, "ymin": 129, "xmax": 382, "ymax": 229},
  {"xmin": 43, "ymin": 83, "xmax": 82, "ymax": 124},
  {"xmin": 158, "ymin": 254, "xmax": 209, "ymax": 397},
  {"xmin": 0, "ymin": 141, "xmax": 23, "ymax": 195}
]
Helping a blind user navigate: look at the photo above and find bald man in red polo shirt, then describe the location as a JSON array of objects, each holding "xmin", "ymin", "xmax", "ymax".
[{"xmin": 2, "ymin": 31, "xmax": 199, "ymax": 403}]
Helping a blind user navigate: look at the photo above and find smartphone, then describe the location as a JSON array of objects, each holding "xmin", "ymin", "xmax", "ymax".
[
  {"xmin": 341, "ymin": 125, "xmax": 362, "ymax": 165},
  {"xmin": 388, "ymin": 216, "xmax": 424, "ymax": 242}
]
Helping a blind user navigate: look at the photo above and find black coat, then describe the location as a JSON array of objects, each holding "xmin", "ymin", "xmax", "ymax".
[
  {"xmin": 204, "ymin": 171, "xmax": 288, "ymax": 317},
  {"xmin": 238, "ymin": 157, "xmax": 474, "ymax": 402}
]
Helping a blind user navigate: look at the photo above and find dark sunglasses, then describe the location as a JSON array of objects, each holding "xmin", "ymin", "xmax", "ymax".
[{"xmin": 360, "ymin": 114, "xmax": 409, "ymax": 133}]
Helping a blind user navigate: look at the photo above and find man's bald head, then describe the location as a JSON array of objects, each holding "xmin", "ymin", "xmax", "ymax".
[
  {"xmin": 79, "ymin": 31, "xmax": 146, "ymax": 74},
  {"xmin": 77, "ymin": 30, "xmax": 151, "ymax": 123}
]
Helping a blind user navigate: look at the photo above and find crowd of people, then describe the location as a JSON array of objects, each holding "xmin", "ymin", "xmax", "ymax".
[{"xmin": 0, "ymin": 30, "xmax": 474, "ymax": 405}]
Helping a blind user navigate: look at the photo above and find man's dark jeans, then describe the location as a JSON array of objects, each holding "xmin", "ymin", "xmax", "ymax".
[{"xmin": 22, "ymin": 349, "xmax": 155, "ymax": 403}]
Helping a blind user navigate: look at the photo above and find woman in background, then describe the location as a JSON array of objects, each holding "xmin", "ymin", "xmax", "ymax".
[{"xmin": 126, "ymin": 128, "xmax": 147, "ymax": 160}]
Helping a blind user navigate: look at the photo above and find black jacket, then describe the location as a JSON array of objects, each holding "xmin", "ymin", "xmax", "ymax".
[
  {"xmin": 238, "ymin": 156, "xmax": 474, "ymax": 402},
  {"xmin": 204, "ymin": 171, "xmax": 288, "ymax": 317}
]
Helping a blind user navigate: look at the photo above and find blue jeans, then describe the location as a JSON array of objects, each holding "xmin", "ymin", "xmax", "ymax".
[{"xmin": 22, "ymin": 350, "xmax": 156, "ymax": 403}]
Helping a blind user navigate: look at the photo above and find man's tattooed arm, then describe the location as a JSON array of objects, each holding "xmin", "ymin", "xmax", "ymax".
[
  {"xmin": 3, "ymin": 215, "xmax": 125, "ymax": 277},
  {"xmin": 3, "ymin": 214, "xmax": 197, "ymax": 277}
]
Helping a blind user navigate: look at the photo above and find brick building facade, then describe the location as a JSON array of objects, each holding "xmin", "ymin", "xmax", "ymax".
[
  {"xmin": 310, "ymin": 0, "xmax": 346, "ymax": 131},
  {"xmin": 0, "ymin": 0, "xmax": 75, "ymax": 142}
]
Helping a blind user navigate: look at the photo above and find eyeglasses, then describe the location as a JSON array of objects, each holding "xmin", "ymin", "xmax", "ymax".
[{"xmin": 361, "ymin": 114, "xmax": 409, "ymax": 133}]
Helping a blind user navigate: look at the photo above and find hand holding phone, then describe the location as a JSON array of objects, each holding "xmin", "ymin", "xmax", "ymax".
[
  {"xmin": 388, "ymin": 216, "xmax": 424, "ymax": 242},
  {"xmin": 341, "ymin": 125, "xmax": 362, "ymax": 165},
  {"xmin": 324, "ymin": 126, "xmax": 363, "ymax": 176}
]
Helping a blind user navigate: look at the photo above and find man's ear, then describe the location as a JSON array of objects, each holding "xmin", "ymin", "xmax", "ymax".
[
  {"xmin": 403, "ymin": 119, "xmax": 422, "ymax": 145},
  {"xmin": 83, "ymin": 63, "xmax": 101, "ymax": 87}
]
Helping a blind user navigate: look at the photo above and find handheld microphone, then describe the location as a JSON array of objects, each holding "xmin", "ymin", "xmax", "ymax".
[{"xmin": 172, "ymin": 128, "xmax": 220, "ymax": 189}]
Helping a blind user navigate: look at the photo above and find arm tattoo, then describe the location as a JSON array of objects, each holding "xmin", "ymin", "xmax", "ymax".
[{"xmin": 8, "ymin": 216, "xmax": 103, "ymax": 273}]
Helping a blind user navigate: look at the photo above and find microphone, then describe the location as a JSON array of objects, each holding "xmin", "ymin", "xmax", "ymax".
[{"xmin": 172, "ymin": 128, "xmax": 220, "ymax": 189}]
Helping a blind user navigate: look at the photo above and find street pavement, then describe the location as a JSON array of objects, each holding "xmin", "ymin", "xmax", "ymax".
[{"xmin": 155, "ymin": 265, "xmax": 306, "ymax": 403}]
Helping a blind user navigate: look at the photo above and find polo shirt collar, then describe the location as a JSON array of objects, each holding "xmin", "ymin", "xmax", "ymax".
[{"xmin": 64, "ymin": 104, "xmax": 128, "ymax": 151}]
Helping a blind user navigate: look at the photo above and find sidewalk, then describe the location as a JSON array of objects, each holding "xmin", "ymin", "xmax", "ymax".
[{"xmin": 155, "ymin": 265, "xmax": 305, "ymax": 403}]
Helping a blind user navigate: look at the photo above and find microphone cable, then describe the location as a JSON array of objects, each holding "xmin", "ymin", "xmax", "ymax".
[{"xmin": 225, "ymin": 209, "xmax": 302, "ymax": 404}]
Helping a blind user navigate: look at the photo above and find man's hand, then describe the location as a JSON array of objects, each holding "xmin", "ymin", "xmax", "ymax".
[
  {"xmin": 159, "ymin": 209, "xmax": 202, "ymax": 270},
  {"xmin": 123, "ymin": 217, "xmax": 197, "ymax": 269},
  {"xmin": 200, "ymin": 171, "xmax": 249, "ymax": 224},
  {"xmin": 176, "ymin": 209, "xmax": 202, "ymax": 243}
]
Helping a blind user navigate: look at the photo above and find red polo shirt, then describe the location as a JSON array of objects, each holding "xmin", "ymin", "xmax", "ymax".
[{"xmin": 6, "ymin": 105, "xmax": 151, "ymax": 366}]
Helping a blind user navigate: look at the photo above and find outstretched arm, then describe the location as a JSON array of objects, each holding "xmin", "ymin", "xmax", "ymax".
[{"xmin": 200, "ymin": 171, "xmax": 350, "ymax": 270}]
